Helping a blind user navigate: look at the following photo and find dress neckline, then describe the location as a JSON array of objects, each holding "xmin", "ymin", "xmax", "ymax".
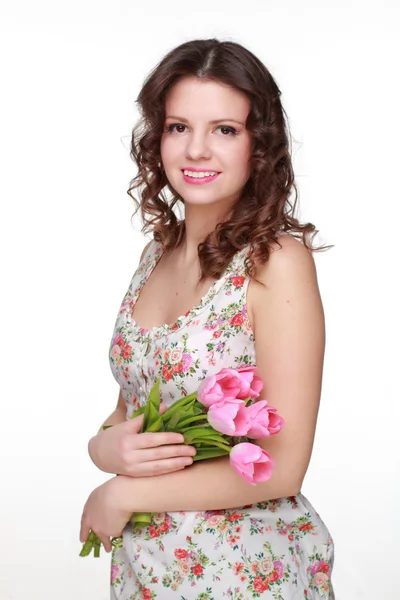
[{"xmin": 125, "ymin": 240, "xmax": 249, "ymax": 339}]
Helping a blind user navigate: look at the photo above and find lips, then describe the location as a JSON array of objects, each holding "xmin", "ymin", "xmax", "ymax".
[
  {"xmin": 181, "ymin": 168, "xmax": 221, "ymax": 173},
  {"xmin": 181, "ymin": 169, "xmax": 221, "ymax": 177},
  {"xmin": 181, "ymin": 170, "xmax": 221, "ymax": 185}
]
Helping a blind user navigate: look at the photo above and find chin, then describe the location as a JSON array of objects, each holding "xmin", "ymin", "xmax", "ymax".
[{"xmin": 181, "ymin": 194, "xmax": 225, "ymax": 206}]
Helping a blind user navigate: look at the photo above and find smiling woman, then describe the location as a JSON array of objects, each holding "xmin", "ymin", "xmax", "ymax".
[
  {"xmin": 160, "ymin": 77, "xmax": 252, "ymax": 207},
  {"xmin": 81, "ymin": 38, "xmax": 336, "ymax": 599}
]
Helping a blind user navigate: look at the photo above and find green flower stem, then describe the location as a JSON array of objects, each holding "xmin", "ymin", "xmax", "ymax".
[
  {"xmin": 193, "ymin": 440, "xmax": 232, "ymax": 452},
  {"xmin": 111, "ymin": 536, "xmax": 122, "ymax": 547},
  {"xmin": 183, "ymin": 430, "xmax": 232, "ymax": 445},
  {"xmin": 80, "ymin": 530, "xmax": 102, "ymax": 558},
  {"xmin": 161, "ymin": 392, "xmax": 198, "ymax": 420},
  {"xmin": 130, "ymin": 405, "xmax": 146, "ymax": 419},
  {"xmin": 180, "ymin": 426, "xmax": 221, "ymax": 438},
  {"xmin": 176, "ymin": 414, "xmax": 208, "ymax": 428},
  {"xmin": 192, "ymin": 448, "xmax": 230, "ymax": 460},
  {"xmin": 130, "ymin": 511, "xmax": 153, "ymax": 531},
  {"xmin": 79, "ymin": 531, "xmax": 95, "ymax": 557},
  {"xmin": 93, "ymin": 535, "xmax": 101, "ymax": 558}
]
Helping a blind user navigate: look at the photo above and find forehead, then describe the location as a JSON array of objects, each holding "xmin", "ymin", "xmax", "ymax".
[{"xmin": 164, "ymin": 77, "xmax": 250, "ymax": 120}]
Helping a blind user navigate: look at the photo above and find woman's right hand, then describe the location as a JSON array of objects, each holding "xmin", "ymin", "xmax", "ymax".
[{"xmin": 88, "ymin": 407, "xmax": 197, "ymax": 477}]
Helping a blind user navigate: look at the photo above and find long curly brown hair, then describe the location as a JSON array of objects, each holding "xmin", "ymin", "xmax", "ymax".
[{"xmin": 127, "ymin": 38, "xmax": 333, "ymax": 281}]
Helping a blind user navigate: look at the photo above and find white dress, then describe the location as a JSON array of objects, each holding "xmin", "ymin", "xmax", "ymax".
[{"xmin": 108, "ymin": 240, "xmax": 335, "ymax": 599}]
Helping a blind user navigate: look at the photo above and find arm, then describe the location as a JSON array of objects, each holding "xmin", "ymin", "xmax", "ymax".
[
  {"xmin": 96, "ymin": 390, "xmax": 127, "ymax": 433},
  {"xmin": 116, "ymin": 236, "xmax": 326, "ymax": 513},
  {"xmin": 88, "ymin": 390, "xmax": 127, "ymax": 464}
]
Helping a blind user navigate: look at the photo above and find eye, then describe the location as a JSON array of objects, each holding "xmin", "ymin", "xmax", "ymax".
[
  {"xmin": 216, "ymin": 126, "xmax": 238, "ymax": 136},
  {"xmin": 164, "ymin": 123, "xmax": 187, "ymax": 133}
]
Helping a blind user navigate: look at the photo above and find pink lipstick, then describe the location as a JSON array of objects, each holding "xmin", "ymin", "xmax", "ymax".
[{"xmin": 181, "ymin": 168, "xmax": 221, "ymax": 185}]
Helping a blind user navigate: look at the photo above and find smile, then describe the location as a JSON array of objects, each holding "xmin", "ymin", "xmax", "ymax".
[
  {"xmin": 182, "ymin": 170, "xmax": 221, "ymax": 184},
  {"xmin": 183, "ymin": 169, "xmax": 218, "ymax": 178}
]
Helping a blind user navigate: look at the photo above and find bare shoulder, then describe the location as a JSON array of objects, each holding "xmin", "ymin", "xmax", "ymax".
[
  {"xmin": 259, "ymin": 233, "xmax": 316, "ymax": 281},
  {"xmin": 247, "ymin": 234, "xmax": 322, "ymax": 331}
]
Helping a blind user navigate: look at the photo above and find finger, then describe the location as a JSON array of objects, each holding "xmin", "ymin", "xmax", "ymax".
[
  {"xmin": 90, "ymin": 529, "xmax": 113, "ymax": 554},
  {"xmin": 102, "ymin": 536, "xmax": 112, "ymax": 553},
  {"xmin": 133, "ymin": 445, "xmax": 197, "ymax": 463},
  {"xmin": 142, "ymin": 461, "xmax": 193, "ymax": 476},
  {"xmin": 133, "ymin": 456, "xmax": 195, "ymax": 476},
  {"xmin": 134, "ymin": 432, "xmax": 186, "ymax": 449},
  {"xmin": 93, "ymin": 533, "xmax": 112, "ymax": 555},
  {"xmin": 124, "ymin": 413, "xmax": 145, "ymax": 432},
  {"xmin": 80, "ymin": 518, "xmax": 90, "ymax": 544}
]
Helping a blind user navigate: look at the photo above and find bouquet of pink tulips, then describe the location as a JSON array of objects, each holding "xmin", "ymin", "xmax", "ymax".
[{"xmin": 80, "ymin": 366, "xmax": 284, "ymax": 557}]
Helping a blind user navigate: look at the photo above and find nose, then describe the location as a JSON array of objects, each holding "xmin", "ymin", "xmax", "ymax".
[{"xmin": 185, "ymin": 131, "xmax": 212, "ymax": 161}]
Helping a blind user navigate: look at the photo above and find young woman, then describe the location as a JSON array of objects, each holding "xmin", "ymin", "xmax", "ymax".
[{"xmin": 80, "ymin": 38, "xmax": 335, "ymax": 599}]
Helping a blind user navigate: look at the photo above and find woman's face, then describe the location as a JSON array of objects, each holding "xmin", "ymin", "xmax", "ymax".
[{"xmin": 160, "ymin": 76, "xmax": 252, "ymax": 212}]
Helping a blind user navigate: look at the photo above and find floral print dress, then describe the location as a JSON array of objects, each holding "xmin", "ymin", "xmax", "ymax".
[{"xmin": 108, "ymin": 240, "xmax": 335, "ymax": 600}]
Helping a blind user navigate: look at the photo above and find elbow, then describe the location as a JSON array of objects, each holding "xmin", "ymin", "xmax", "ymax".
[
  {"xmin": 284, "ymin": 469, "xmax": 305, "ymax": 497},
  {"xmin": 278, "ymin": 478, "xmax": 302, "ymax": 499},
  {"xmin": 286, "ymin": 482, "xmax": 302, "ymax": 497},
  {"xmin": 269, "ymin": 468, "xmax": 304, "ymax": 499}
]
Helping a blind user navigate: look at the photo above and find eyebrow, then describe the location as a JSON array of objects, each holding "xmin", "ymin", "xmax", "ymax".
[{"xmin": 165, "ymin": 115, "xmax": 245, "ymax": 126}]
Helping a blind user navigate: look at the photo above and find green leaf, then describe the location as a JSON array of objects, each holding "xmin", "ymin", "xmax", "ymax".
[
  {"xmin": 193, "ymin": 439, "xmax": 232, "ymax": 452},
  {"xmin": 166, "ymin": 412, "xmax": 182, "ymax": 430},
  {"xmin": 193, "ymin": 448, "xmax": 230, "ymax": 460},
  {"xmin": 130, "ymin": 405, "xmax": 145, "ymax": 420},
  {"xmin": 142, "ymin": 379, "xmax": 161, "ymax": 431},
  {"xmin": 175, "ymin": 414, "xmax": 208, "ymax": 429},
  {"xmin": 148, "ymin": 379, "xmax": 161, "ymax": 411},
  {"xmin": 146, "ymin": 414, "xmax": 164, "ymax": 432},
  {"xmin": 181, "ymin": 427, "xmax": 228, "ymax": 441},
  {"xmin": 161, "ymin": 392, "xmax": 198, "ymax": 421},
  {"xmin": 193, "ymin": 401, "xmax": 206, "ymax": 412},
  {"xmin": 142, "ymin": 402, "xmax": 150, "ymax": 431}
]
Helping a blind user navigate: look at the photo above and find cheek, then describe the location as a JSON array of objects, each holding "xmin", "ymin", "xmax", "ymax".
[
  {"xmin": 160, "ymin": 137, "xmax": 168, "ymax": 163},
  {"xmin": 160, "ymin": 136, "xmax": 182, "ymax": 165},
  {"xmin": 160, "ymin": 137, "xmax": 172, "ymax": 165},
  {"xmin": 228, "ymin": 144, "xmax": 252, "ymax": 181}
]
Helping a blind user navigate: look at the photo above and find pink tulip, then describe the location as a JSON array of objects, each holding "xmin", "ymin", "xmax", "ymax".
[
  {"xmin": 207, "ymin": 400, "xmax": 250, "ymax": 436},
  {"xmin": 236, "ymin": 366, "xmax": 263, "ymax": 400},
  {"xmin": 230, "ymin": 442, "xmax": 275, "ymax": 485},
  {"xmin": 246, "ymin": 401, "xmax": 285, "ymax": 439},
  {"xmin": 197, "ymin": 369, "xmax": 241, "ymax": 407}
]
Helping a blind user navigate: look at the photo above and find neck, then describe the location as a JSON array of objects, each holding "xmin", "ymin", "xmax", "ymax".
[{"xmin": 179, "ymin": 202, "xmax": 233, "ymax": 262}]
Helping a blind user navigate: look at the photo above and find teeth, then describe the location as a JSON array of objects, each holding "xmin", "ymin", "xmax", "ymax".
[{"xmin": 183, "ymin": 170, "xmax": 218, "ymax": 178}]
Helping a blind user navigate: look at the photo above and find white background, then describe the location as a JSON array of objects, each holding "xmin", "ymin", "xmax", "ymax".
[{"xmin": 1, "ymin": 1, "xmax": 399, "ymax": 598}]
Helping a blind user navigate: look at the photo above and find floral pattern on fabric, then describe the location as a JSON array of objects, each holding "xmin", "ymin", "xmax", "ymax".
[{"xmin": 109, "ymin": 240, "xmax": 335, "ymax": 599}]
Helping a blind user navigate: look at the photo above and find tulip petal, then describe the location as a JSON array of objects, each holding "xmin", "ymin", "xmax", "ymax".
[
  {"xmin": 236, "ymin": 366, "xmax": 264, "ymax": 399},
  {"xmin": 207, "ymin": 410, "xmax": 235, "ymax": 435},
  {"xmin": 253, "ymin": 455, "xmax": 275, "ymax": 482},
  {"xmin": 232, "ymin": 403, "xmax": 251, "ymax": 436},
  {"xmin": 246, "ymin": 402, "xmax": 284, "ymax": 439},
  {"xmin": 198, "ymin": 370, "xmax": 242, "ymax": 406},
  {"xmin": 207, "ymin": 399, "xmax": 249, "ymax": 436},
  {"xmin": 230, "ymin": 442, "xmax": 263, "ymax": 464},
  {"xmin": 229, "ymin": 442, "xmax": 275, "ymax": 485},
  {"xmin": 230, "ymin": 458, "xmax": 256, "ymax": 485}
]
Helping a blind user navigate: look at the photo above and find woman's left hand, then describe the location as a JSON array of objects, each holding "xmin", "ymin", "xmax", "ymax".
[{"xmin": 80, "ymin": 476, "xmax": 133, "ymax": 553}]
